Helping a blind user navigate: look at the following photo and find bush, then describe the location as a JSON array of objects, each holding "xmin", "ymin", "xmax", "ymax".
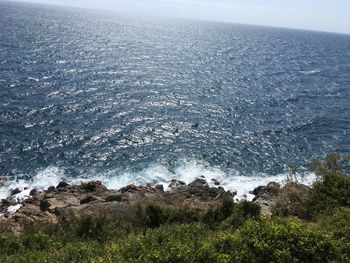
[
  {"xmin": 1, "ymin": 211, "xmax": 350, "ymax": 262},
  {"xmin": 319, "ymin": 207, "xmax": 350, "ymax": 241},
  {"xmin": 272, "ymin": 185, "xmax": 309, "ymax": 219},
  {"xmin": 105, "ymin": 223, "xmax": 212, "ymax": 263},
  {"xmin": 273, "ymin": 154, "xmax": 350, "ymax": 219},
  {"xmin": 211, "ymin": 217, "xmax": 349, "ymax": 263},
  {"xmin": 304, "ymin": 171, "xmax": 350, "ymax": 218},
  {"xmin": 201, "ymin": 198, "xmax": 235, "ymax": 227},
  {"xmin": 222, "ymin": 200, "xmax": 261, "ymax": 229}
]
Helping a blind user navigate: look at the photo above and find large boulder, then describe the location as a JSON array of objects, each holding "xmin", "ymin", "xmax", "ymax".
[{"xmin": 252, "ymin": 181, "xmax": 310, "ymax": 216}]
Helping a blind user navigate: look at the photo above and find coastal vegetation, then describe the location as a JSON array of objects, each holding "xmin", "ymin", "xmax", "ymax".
[{"xmin": 0, "ymin": 154, "xmax": 349, "ymax": 262}]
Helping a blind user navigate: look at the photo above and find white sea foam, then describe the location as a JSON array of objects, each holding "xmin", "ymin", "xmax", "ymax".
[
  {"xmin": 28, "ymin": 77, "xmax": 39, "ymax": 81},
  {"xmin": 0, "ymin": 160, "xmax": 317, "ymax": 215},
  {"xmin": 299, "ymin": 69, "xmax": 321, "ymax": 75},
  {"xmin": 0, "ymin": 166, "xmax": 64, "ymax": 200},
  {"xmin": 7, "ymin": 204, "xmax": 22, "ymax": 214}
]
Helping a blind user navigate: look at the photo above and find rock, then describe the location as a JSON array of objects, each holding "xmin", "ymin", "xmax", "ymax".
[
  {"xmin": 267, "ymin": 182, "xmax": 280, "ymax": 188},
  {"xmin": 80, "ymin": 196, "xmax": 97, "ymax": 205},
  {"xmin": 145, "ymin": 183, "xmax": 164, "ymax": 193},
  {"xmin": 172, "ymin": 178, "xmax": 232, "ymax": 201},
  {"xmin": 47, "ymin": 186, "xmax": 55, "ymax": 192},
  {"xmin": 29, "ymin": 189, "xmax": 39, "ymax": 197},
  {"xmin": 252, "ymin": 181, "xmax": 309, "ymax": 216},
  {"xmin": 155, "ymin": 184, "xmax": 164, "ymax": 192},
  {"xmin": 169, "ymin": 179, "xmax": 186, "ymax": 188},
  {"xmin": 282, "ymin": 182, "xmax": 309, "ymax": 193},
  {"xmin": 265, "ymin": 182, "xmax": 311, "ymax": 217},
  {"xmin": 40, "ymin": 200, "xmax": 51, "ymax": 211},
  {"xmin": 11, "ymin": 188, "xmax": 21, "ymax": 196},
  {"xmin": 1, "ymin": 199, "xmax": 11, "ymax": 206},
  {"xmin": 105, "ymin": 194, "xmax": 122, "ymax": 202},
  {"xmin": 57, "ymin": 181, "xmax": 69, "ymax": 188},
  {"xmin": 228, "ymin": 189, "xmax": 237, "ymax": 196},
  {"xmin": 188, "ymin": 178, "xmax": 207, "ymax": 188},
  {"xmin": 252, "ymin": 182, "xmax": 280, "ymax": 199},
  {"xmin": 120, "ymin": 184, "xmax": 143, "ymax": 193},
  {"xmin": 211, "ymin": 178, "xmax": 220, "ymax": 185},
  {"xmin": 0, "ymin": 176, "xmax": 6, "ymax": 188},
  {"xmin": 172, "ymin": 185, "xmax": 192, "ymax": 198},
  {"xmin": 82, "ymin": 181, "xmax": 107, "ymax": 192},
  {"xmin": 24, "ymin": 198, "xmax": 40, "ymax": 206}
]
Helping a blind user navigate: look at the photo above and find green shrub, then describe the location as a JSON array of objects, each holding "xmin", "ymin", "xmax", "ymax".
[
  {"xmin": 143, "ymin": 204, "xmax": 169, "ymax": 228},
  {"xmin": 222, "ymin": 200, "xmax": 261, "ymax": 229},
  {"xmin": 304, "ymin": 171, "xmax": 350, "ymax": 218},
  {"xmin": 105, "ymin": 223, "xmax": 212, "ymax": 263},
  {"xmin": 166, "ymin": 206, "xmax": 201, "ymax": 224},
  {"xmin": 273, "ymin": 154, "xmax": 350, "ymax": 219},
  {"xmin": 211, "ymin": 217, "xmax": 349, "ymax": 263},
  {"xmin": 319, "ymin": 207, "xmax": 350, "ymax": 241},
  {"xmin": 202, "ymin": 198, "xmax": 235, "ymax": 227},
  {"xmin": 272, "ymin": 186, "xmax": 309, "ymax": 219}
]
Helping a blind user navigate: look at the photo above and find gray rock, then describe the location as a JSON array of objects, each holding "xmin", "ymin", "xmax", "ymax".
[
  {"xmin": 105, "ymin": 195, "xmax": 122, "ymax": 202},
  {"xmin": 47, "ymin": 186, "xmax": 55, "ymax": 192},
  {"xmin": 169, "ymin": 179, "xmax": 186, "ymax": 188},
  {"xmin": 211, "ymin": 178, "xmax": 220, "ymax": 185},
  {"xmin": 80, "ymin": 196, "xmax": 98, "ymax": 205},
  {"xmin": 29, "ymin": 189, "xmax": 39, "ymax": 197},
  {"xmin": 83, "ymin": 181, "xmax": 106, "ymax": 192},
  {"xmin": 40, "ymin": 200, "xmax": 51, "ymax": 211},
  {"xmin": 57, "ymin": 182, "xmax": 69, "ymax": 188},
  {"xmin": 188, "ymin": 178, "xmax": 207, "ymax": 188},
  {"xmin": 11, "ymin": 188, "xmax": 21, "ymax": 196},
  {"xmin": 155, "ymin": 184, "xmax": 164, "ymax": 192},
  {"xmin": 0, "ymin": 176, "xmax": 7, "ymax": 188}
]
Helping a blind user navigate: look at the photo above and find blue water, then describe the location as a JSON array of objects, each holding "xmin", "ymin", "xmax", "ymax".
[{"xmin": 0, "ymin": 2, "xmax": 350, "ymax": 193}]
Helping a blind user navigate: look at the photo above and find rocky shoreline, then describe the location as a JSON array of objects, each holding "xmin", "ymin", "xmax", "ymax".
[{"xmin": 0, "ymin": 177, "xmax": 309, "ymax": 234}]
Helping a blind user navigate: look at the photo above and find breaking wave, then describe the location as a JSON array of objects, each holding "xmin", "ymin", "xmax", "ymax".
[{"xmin": 0, "ymin": 159, "xmax": 316, "ymax": 202}]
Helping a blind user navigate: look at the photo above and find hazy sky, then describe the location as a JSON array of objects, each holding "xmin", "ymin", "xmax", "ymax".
[{"xmin": 16, "ymin": 0, "xmax": 350, "ymax": 34}]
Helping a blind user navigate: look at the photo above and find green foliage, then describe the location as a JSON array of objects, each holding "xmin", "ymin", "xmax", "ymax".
[
  {"xmin": 222, "ymin": 200, "xmax": 261, "ymax": 229},
  {"xmin": 272, "ymin": 186, "xmax": 309, "ymax": 219},
  {"xmin": 273, "ymin": 154, "xmax": 350, "ymax": 219},
  {"xmin": 139, "ymin": 204, "xmax": 201, "ymax": 228},
  {"xmin": 143, "ymin": 204, "xmax": 169, "ymax": 228},
  {"xmin": 304, "ymin": 170, "xmax": 350, "ymax": 218},
  {"xmin": 202, "ymin": 198, "xmax": 235, "ymax": 226},
  {"xmin": 1, "ymin": 209, "xmax": 350, "ymax": 262},
  {"xmin": 166, "ymin": 206, "xmax": 201, "ymax": 224},
  {"xmin": 106, "ymin": 223, "xmax": 212, "ymax": 263},
  {"xmin": 307, "ymin": 154, "xmax": 350, "ymax": 216},
  {"xmin": 75, "ymin": 216, "xmax": 108, "ymax": 241},
  {"xmin": 140, "ymin": 199, "xmax": 247, "ymax": 229},
  {"xmin": 319, "ymin": 207, "xmax": 350, "ymax": 241},
  {"xmin": 308, "ymin": 153, "xmax": 346, "ymax": 177},
  {"xmin": 211, "ymin": 217, "xmax": 349, "ymax": 263}
]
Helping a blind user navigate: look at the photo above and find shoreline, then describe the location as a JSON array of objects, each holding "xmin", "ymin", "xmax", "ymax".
[{"xmin": 0, "ymin": 175, "xmax": 311, "ymax": 233}]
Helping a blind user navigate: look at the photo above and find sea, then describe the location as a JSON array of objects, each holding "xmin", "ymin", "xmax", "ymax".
[{"xmin": 1, "ymin": 1, "xmax": 350, "ymax": 200}]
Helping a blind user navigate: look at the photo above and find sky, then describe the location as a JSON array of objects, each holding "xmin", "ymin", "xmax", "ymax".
[{"xmin": 14, "ymin": 0, "xmax": 350, "ymax": 34}]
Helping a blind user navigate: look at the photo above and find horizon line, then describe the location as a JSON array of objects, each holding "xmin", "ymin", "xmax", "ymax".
[{"xmin": 5, "ymin": 0, "xmax": 350, "ymax": 36}]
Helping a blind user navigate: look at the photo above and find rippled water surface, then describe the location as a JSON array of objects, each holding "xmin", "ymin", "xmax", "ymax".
[{"xmin": 0, "ymin": 2, "xmax": 350, "ymax": 194}]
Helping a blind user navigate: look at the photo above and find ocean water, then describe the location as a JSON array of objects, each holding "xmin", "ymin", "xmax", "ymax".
[{"xmin": 1, "ymin": 2, "xmax": 350, "ymax": 199}]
